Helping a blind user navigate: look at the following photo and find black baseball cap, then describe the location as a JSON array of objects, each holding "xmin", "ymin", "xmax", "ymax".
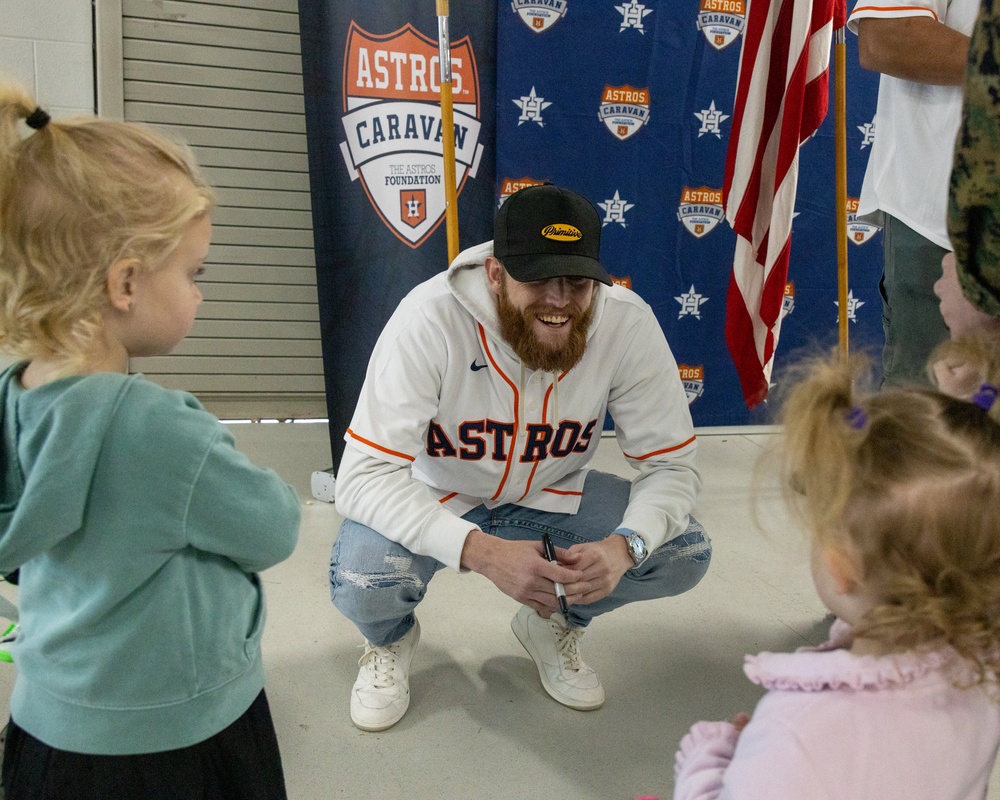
[{"xmin": 493, "ymin": 184, "xmax": 613, "ymax": 285}]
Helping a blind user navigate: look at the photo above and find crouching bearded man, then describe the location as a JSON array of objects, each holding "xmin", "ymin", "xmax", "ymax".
[{"xmin": 331, "ymin": 183, "xmax": 712, "ymax": 731}]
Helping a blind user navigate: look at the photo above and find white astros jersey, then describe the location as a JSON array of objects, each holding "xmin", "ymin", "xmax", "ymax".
[
  {"xmin": 847, "ymin": 0, "xmax": 978, "ymax": 248},
  {"xmin": 336, "ymin": 241, "xmax": 701, "ymax": 571}
]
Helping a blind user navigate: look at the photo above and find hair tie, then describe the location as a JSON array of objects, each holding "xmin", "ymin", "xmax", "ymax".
[
  {"xmin": 25, "ymin": 107, "xmax": 50, "ymax": 130},
  {"xmin": 971, "ymin": 383, "xmax": 999, "ymax": 412},
  {"xmin": 845, "ymin": 406, "xmax": 868, "ymax": 430}
]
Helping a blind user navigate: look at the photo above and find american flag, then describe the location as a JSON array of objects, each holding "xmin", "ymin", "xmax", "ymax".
[{"xmin": 723, "ymin": 0, "xmax": 845, "ymax": 408}]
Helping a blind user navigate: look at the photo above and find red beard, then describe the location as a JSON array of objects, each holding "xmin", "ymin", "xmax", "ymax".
[{"xmin": 496, "ymin": 278, "xmax": 594, "ymax": 373}]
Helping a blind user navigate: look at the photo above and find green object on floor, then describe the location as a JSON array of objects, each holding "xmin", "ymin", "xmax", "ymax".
[{"xmin": 0, "ymin": 621, "xmax": 18, "ymax": 663}]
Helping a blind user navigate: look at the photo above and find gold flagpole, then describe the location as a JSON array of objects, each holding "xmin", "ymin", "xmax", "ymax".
[
  {"xmin": 834, "ymin": 18, "xmax": 849, "ymax": 359},
  {"xmin": 436, "ymin": 0, "xmax": 460, "ymax": 264}
]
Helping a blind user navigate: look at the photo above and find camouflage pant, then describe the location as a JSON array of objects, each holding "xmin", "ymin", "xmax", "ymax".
[{"xmin": 949, "ymin": 0, "xmax": 1000, "ymax": 317}]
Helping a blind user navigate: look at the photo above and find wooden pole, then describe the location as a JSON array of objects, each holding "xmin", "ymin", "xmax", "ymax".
[
  {"xmin": 834, "ymin": 22, "xmax": 849, "ymax": 360},
  {"xmin": 436, "ymin": 0, "xmax": 460, "ymax": 264}
]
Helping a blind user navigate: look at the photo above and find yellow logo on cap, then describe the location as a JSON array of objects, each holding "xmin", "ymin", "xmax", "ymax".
[{"xmin": 541, "ymin": 224, "xmax": 582, "ymax": 242}]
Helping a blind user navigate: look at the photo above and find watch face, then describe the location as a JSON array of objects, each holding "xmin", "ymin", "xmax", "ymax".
[{"xmin": 629, "ymin": 533, "xmax": 646, "ymax": 561}]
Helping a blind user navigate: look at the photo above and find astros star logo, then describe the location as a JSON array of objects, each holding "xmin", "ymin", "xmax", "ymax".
[
  {"xmin": 857, "ymin": 117, "xmax": 876, "ymax": 149},
  {"xmin": 835, "ymin": 290, "xmax": 865, "ymax": 323},
  {"xmin": 598, "ymin": 190, "xmax": 635, "ymax": 228},
  {"xmin": 695, "ymin": 101, "xmax": 729, "ymax": 139},
  {"xmin": 513, "ymin": 87, "xmax": 552, "ymax": 126},
  {"xmin": 675, "ymin": 285, "xmax": 709, "ymax": 320},
  {"xmin": 616, "ymin": 1, "xmax": 653, "ymax": 33}
]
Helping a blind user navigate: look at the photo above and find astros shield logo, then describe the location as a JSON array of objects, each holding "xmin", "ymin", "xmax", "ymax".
[
  {"xmin": 780, "ymin": 281, "xmax": 796, "ymax": 320},
  {"xmin": 677, "ymin": 187, "xmax": 724, "ymax": 238},
  {"xmin": 678, "ymin": 365, "xmax": 706, "ymax": 405},
  {"xmin": 499, "ymin": 177, "xmax": 546, "ymax": 207},
  {"xmin": 598, "ymin": 85, "xmax": 651, "ymax": 141},
  {"xmin": 846, "ymin": 197, "xmax": 881, "ymax": 245},
  {"xmin": 338, "ymin": 23, "xmax": 484, "ymax": 248},
  {"xmin": 511, "ymin": 0, "xmax": 568, "ymax": 33},
  {"xmin": 697, "ymin": 0, "xmax": 746, "ymax": 50}
]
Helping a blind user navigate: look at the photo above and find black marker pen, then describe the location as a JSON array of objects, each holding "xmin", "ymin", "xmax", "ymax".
[{"xmin": 541, "ymin": 532, "xmax": 569, "ymax": 616}]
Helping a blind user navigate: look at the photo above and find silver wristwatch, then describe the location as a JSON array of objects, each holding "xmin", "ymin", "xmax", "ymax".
[{"xmin": 621, "ymin": 531, "xmax": 647, "ymax": 565}]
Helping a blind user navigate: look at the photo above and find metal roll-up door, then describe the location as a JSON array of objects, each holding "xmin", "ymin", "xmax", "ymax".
[{"xmin": 107, "ymin": 0, "xmax": 324, "ymax": 419}]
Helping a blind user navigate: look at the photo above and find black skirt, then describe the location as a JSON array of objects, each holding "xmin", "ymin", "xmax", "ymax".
[{"xmin": 0, "ymin": 689, "xmax": 287, "ymax": 800}]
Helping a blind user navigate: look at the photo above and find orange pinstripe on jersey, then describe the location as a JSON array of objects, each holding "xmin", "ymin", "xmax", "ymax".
[
  {"xmin": 542, "ymin": 487, "xmax": 584, "ymax": 496},
  {"xmin": 479, "ymin": 323, "xmax": 520, "ymax": 501},
  {"xmin": 346, "ymin": 428, "xmax": 416, "ymax": 462},
  {"xmin": 623, "ymin": 434, "xmax": 697, "ymax": 461},
  {"xmin": 850, "ymin": 5, "xmax": 939, "ymax": 21}
]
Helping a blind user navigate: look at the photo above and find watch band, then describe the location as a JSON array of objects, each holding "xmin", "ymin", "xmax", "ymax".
[{"xmin": 616, "ymin": 528, "xmax": 647, "ymax": 565}]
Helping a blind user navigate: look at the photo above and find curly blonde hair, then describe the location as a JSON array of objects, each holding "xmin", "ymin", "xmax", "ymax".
[
  {"xmin": 0, "ymin": 81, "xmax": 214, "ymax": 374},
  {"xmin": 779, "ymin": 347, "xmax": 1000, "ymax": 689}
]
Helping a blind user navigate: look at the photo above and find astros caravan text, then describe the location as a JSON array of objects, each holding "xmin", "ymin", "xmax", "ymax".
[{"xmin": 354, "ymin": 47, "xmax": 464, "ymax": 95}]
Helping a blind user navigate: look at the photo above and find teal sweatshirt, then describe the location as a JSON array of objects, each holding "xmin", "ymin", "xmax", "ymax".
[{"xmin": 0, "ymin": 365, "xmax": 300, "ymax": 755}]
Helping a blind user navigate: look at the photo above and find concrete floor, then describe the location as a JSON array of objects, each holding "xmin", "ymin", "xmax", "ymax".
[{"xmin": 0, "ymin": 423, "xmax": 997, "ymax": 799}]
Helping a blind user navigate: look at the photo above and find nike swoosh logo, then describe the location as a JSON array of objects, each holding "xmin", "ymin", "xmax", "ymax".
[{"xmin": 470, "ymin": 360, "xmax": 489, "ymax": 372}]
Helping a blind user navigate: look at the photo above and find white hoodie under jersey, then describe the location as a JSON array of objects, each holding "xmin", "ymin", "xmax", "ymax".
[{"xmin": 336, "ymin": 241, "xmax": 701, "ymax": 571}]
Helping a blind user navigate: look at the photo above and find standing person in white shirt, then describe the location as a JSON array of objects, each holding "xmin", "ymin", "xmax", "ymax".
[
  {"xmin": 330, "ymin": 184, "xmax": 711, "ymax": 732},
  {"xmin": 848, "ymin": 0, "xmax": 977, "ymax": 386}
]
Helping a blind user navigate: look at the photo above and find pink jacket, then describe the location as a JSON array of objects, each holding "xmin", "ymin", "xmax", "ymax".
[{"xmin": 673, "ymin": 622, "xmax": 1000, "ymax": 800}]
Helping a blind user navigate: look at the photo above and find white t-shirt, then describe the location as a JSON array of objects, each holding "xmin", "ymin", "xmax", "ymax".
[{"xmin": 848, "ymin": 0, "xmax": 979, "ymax": 249}]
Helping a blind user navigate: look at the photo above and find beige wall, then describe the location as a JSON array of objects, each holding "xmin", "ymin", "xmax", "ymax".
[
  {"xmin": 1, "ymin": 0, "xmax": 94, "ymax": 117},
  {"xmin": 0, "ymin": 0, "xmax": 94, "ymax": 371}
]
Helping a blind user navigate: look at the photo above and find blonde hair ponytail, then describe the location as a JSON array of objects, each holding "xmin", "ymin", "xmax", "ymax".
[
  {"xmin": 779, "ymin": 353, "xmax": 869, "ymax": 543},
  {"xmin": 0, "ymin": 79, "xmax": 214, "ymax": 374},
  {"xmin": 779, "ymin": 349, "xmax": 1000, "ymax": 689},
  {"xmin": 0, "ymin": 83, "xmax": 40, "ymax": 186}
]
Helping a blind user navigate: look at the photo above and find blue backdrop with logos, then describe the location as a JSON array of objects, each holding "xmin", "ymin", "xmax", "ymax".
[
  {"xmin": 299, "ymin": 0, "xmax": 883, "ymax": 468},
  {"xmin": 496, "ymin": 0, "xmax": 883, "ymax": 427}
]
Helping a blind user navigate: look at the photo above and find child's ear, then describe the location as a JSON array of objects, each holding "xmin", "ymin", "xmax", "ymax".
[
  {"xmin": 106, "ymin": 259, "xmax": 139, "ymax": 313},
  {"xmin": 823, "ymin": 545, "xmax": 862, "ymax": 595}
]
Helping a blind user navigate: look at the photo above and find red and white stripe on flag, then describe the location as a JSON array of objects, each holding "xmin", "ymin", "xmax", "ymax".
[{"xmin": 722, "ymin": 0, "xmax": 844, "ymax": 409}]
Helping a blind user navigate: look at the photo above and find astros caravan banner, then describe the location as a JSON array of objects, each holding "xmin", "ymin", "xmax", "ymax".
[
  {"xmin": 496, "ymin": 0, "xmax": 882, "ymax": 425},
  {"xmin": 299, "ymin": 1, "xmax": 496, "ymax": 468},
  {"xmin": 302, "ymin": 0, "xmax": 883, "ymax": 468}
]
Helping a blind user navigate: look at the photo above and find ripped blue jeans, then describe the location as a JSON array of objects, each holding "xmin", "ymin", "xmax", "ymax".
[{"xmin": 329, "ymin": 470, "xmax": 712, "ymax": 646}]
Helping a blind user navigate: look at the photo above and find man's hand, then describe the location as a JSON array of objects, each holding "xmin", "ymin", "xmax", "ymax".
[
  {"xmin": 460, "ymin": 529, "xmax": 583, "ymax": 615},
  {"xmin": 933, "ymin": 355, "xmax": 983, "ymax": 400},
  {"xmin": 557, "ymin": 534, "xmax": 634, "ymax": 606}
]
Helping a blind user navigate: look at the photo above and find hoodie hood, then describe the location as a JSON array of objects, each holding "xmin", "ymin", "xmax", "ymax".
[
  {"xmin": 445, "ymin": 240, "xmax": 504, "ymax": 342},
  {"xmin": 0, "ymin": 368, "xmax": 134, "ymax": 572}
]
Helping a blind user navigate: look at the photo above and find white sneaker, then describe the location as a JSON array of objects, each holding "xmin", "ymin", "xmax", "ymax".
[
  {"xmin": 511, "ymin": 605, "xmax": 605, "ymax": 710},
  {"xmin": 350, "ymin": 619, "xmax": 420, "ymax": 731}
]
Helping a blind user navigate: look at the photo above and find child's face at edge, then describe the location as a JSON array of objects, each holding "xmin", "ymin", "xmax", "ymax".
[
  {"xmin": 122, "ymin": 213, "xmax": 211, "ymax": 358},
  {"xmin": 810, "ymin": 537, "xmax": 878, "ymax": 638},
  {"xmin": 810, "ymin": 540, "xmax": 850, "ymax": 621}
]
